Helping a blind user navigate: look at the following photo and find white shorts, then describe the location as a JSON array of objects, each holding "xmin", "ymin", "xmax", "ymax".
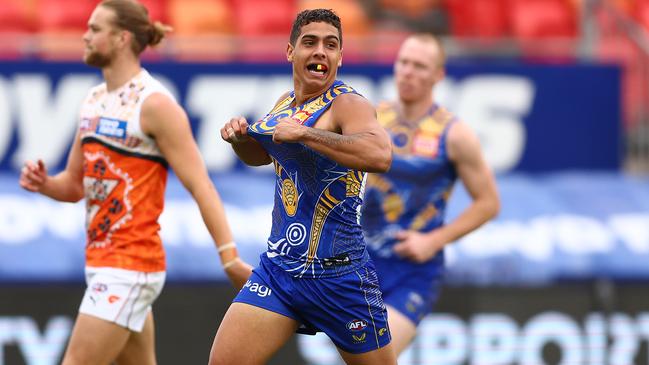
[{"xmin": 79, "ymin": 267, "xmax": 165, "ymax": 332}]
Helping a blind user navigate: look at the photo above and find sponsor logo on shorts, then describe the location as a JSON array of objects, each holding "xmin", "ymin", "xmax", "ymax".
[
  {"xmin": 243, "ymin": 280, "xmax": 273, "ymax": 298},
  {"xmin": 92, "ymin": 283, "xmax": 107, "ymax": 293},
  {"xmin": 108, "ymin": 295, "xmax": 120, "ymax": 304},
  {"xmin": 346, "ymin": 319, "xmax": 367, "ymax": 332},
  {"xmin": 352, "ymin": 332, "xmax": 367, "ymax": 344},
  {"xmin": 323, "ymin": 254, "xmax": 351, "ymax": 267},
  {"xmin": 378, "ymin": 327, "xmax": 388, "ymax": 337}
]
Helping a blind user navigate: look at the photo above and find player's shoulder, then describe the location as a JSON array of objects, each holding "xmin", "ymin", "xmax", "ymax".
[
  {"xmin": 446, "ymin": 119, "xmax": 481, "ymax": 159},
  {"xmin": 141, "ymin": 73, "xmax": 183, "ymax": 118},
  {"xmin": 374, "ymin": 101, "xmax": 398, "ymax": 127},
  {"xmin": 330, "ymin": 93, "xmax": 374, "ymax": 124},
  {"xmin": 142, "ymin": 73, "xmax": 176, "ymax": 101},
  {"xmin": 138, "ymin": 72, "xmax": 177, "ymax": 105},
  {"xmin": 142, "ymin": 91, "xmax": 178, "ymax": 113},
  {"xmin": 140, "ymin": 91, "xmax": 187, "ymax": 135},
  {"xmin": 376, "ymin": 100, "xmax": 397, "ymax": 113},
  {"xmin": 433, "ymin": 104, "xmax": 456, "ymax": 122},
  {"xmin": 331, "ymin": 91, "xmax": 371, "ymax": 110}
]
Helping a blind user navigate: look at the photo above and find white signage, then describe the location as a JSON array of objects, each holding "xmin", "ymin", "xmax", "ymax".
[{"xmin": 0, "ymin": 73, "xmax": 535, "ymax": 173}]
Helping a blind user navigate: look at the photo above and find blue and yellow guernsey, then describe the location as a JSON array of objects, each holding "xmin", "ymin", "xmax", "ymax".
[
  {"xmin": 362, "ymin": 101, "xmax": 458, "ymax": 266},
  {"xmin": 248, "ymin": 80, "xmax": 369, "ymax": 278}
]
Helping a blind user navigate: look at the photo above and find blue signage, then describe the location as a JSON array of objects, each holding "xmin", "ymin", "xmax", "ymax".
[{"xmin": 0, "ymin": 60, "xmax": 621, "ymax": 173}]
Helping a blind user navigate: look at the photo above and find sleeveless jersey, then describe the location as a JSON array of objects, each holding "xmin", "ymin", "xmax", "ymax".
[
  {"xmin": 248, "ymin": 80, "xmax": 369, "ymax": 278},
  {"xmin": 78, "ymin": 69, "xmax": 173, "ymax": 272},
  {"xmin": 362, "ymin": 102, "xmax": 458, "ymax": 265}
]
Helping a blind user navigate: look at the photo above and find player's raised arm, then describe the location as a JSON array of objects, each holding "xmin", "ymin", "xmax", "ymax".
[{"xmin": 221, "ymin": 116, "xmax": 272, "ymax": 167}]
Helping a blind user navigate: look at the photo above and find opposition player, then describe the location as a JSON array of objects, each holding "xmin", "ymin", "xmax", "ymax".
[{"xmin": 19, "ymin": 1, "xmax": 251, "ymax": 363}]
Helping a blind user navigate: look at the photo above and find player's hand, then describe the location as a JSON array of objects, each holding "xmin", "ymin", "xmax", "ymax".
[
  {"xmin": 392, "ymin": 230, "xmax": 443, "ymax": 263},
  {"xmin": 272, "ymin": 117, "xmax": 306, "ymax": 144},
  {"xmin": 221, "ymin": 117, "xmax": 252, "ymax": 144},
  {"xmin": 224, "ymin": 259, "xmax": 254, "ymax": 290},
  {"xmin": 19, "ymin": 159, "xmax": 48, "ymax": 193}
]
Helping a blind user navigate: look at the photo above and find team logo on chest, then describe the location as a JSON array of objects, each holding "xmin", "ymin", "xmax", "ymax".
[{"xmin": 275, "ymin": 162, "xmax": 301, "ymax": 217}]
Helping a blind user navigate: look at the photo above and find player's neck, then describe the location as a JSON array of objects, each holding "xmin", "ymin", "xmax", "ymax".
[
  {"xmin": 102, "ymin": 56, "xmax": 142, "ymax": 92},
  {"xmin": 399, "ymin": 98, "xmax": 434, "ymax": 123},
  {"xmin": 293, "ymin": 80, "xmax": 334, "ymax": 106}
]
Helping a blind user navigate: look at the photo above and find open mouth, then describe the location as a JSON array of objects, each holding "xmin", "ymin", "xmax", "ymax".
[{"xmin": 306, "ymin": 63, "xmax": 328, "ymax": 77}]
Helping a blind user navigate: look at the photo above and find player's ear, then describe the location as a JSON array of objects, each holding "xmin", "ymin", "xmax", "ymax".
[
  {"xmin": 286, "ymin": 42, "xmax": 294, "ymax": 62},
  {"xmin": 117, "ymin": 29, "xmax": 130, "ymax": 50},
  {"xmin": 338, "ymin": 49, "xmax": 343, "ymax": 67}
]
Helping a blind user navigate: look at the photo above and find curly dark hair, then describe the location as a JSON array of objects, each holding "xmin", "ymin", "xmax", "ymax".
[{"xmin": 289, "ymin": 9, "xmax": 342, "ymax": 47}]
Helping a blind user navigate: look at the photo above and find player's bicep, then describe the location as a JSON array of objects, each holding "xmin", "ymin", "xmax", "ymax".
[
  {"xmin": 334, "ymin": 94, "xmax": 386, "ymax": 137},
  {"xmin": 448, "ymin": 122, "xmax": 497, "ymax": 200}
]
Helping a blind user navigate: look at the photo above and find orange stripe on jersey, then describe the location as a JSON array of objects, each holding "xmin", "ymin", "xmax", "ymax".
[{"xmin": 82, "ymin": 139, "xmax": 168, "ymax": 272}]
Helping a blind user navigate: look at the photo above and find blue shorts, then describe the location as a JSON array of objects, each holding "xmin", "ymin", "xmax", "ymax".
[
  {"xmin": 372, "ymin": 254, "xmax": 444, "ymax": 325},
  {"xmin": 233, "ymin": 254, "xmax": 392, "ymax": 354}
]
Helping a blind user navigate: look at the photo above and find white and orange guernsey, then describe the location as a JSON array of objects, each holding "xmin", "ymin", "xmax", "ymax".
[{"xmin": 78, "ymin": 69, "xmax": 173, "ymax": 272}]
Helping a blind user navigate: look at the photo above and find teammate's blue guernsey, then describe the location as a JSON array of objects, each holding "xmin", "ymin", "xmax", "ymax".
[
  {"xmin": 362, "ymin": 101, "xmax": 458, "ymax": 266},
  {"xmin": 248, "ymin": 80, "xmax": 370, "ymax": 278}
]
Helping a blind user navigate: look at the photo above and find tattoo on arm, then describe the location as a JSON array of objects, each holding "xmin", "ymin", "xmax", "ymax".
[{"xmin": 305, "ymin": 128, "xmax": 360, "ymax": 145}]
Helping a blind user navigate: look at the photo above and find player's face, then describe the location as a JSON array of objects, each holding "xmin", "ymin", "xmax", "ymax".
[
  {"xmin": 394, "ymin": 38, "xmax": 444, "ymax": 103},
  {"xmin": 287, "ymin": 22, "xmax": 343, "ymax": 91},
  {"xmin": 82, "ymin": 6, "xmax": 120, "ymax": 68}
]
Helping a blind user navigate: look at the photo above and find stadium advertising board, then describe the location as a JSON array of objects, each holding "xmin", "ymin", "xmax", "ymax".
[
  {"xmin": 2, "ymin": 285, "xmax": 648, "ymax": 365},
  {"xmin": 0, "ymin": 61, "xmax": 620, "ymax": 174}
]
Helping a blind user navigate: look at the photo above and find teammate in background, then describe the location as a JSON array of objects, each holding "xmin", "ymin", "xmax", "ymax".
[
  {"xmin": 210, "ymin": 9, "xmax": 397, "ymax": 365},
  {"xmin": 361, "ymin": 33, "xmax": 500, "ymax": 354},
  {"xmin": 18, "ymin": 1, "xmax": 251, "ymax": 364}
]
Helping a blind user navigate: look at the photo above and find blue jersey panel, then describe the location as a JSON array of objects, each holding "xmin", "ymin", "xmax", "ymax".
[
  {"xmin": 362, "ymin": 102, "xmax": 458, "ymax": 319},
  {"xmin": 248, "ymin": 80, "xmax": 371, "ymax": 279},
  {"xmin": 362, "ymin": 102, "xmax": 458, "ymax": 259}
]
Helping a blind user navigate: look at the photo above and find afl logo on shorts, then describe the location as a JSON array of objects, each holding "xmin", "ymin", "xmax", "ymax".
[{"xmin": 347, "ymin": 319, "xmax": 368, "ymax": 332}]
